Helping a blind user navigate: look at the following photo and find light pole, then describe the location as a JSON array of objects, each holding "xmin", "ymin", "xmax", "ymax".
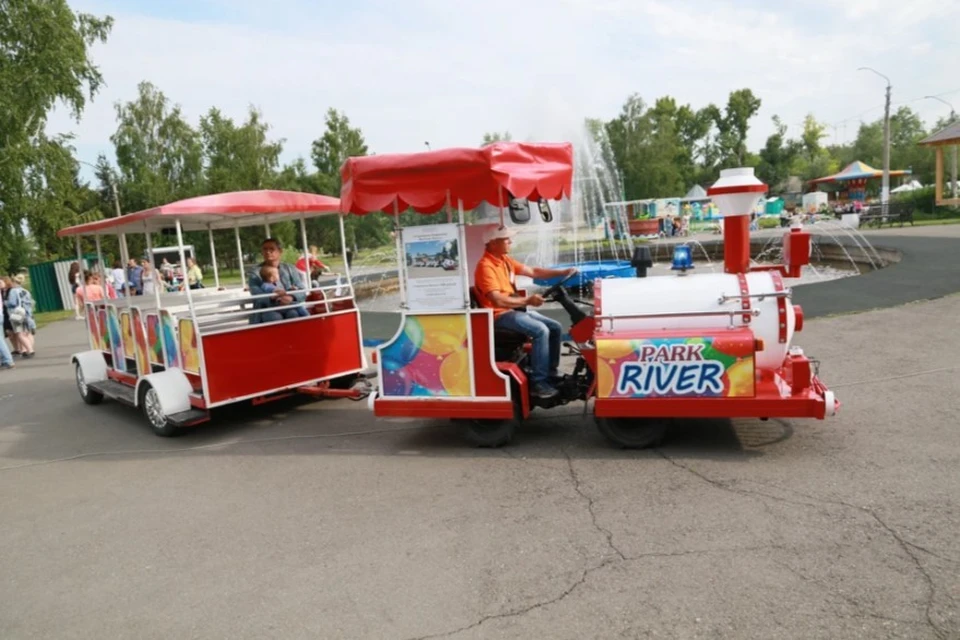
[
  {"xmin": 924, "ymin": 95, "xmax": 958, "ymax": 199},
  {"xmin": 424, "ymin": 141, "xmax": 432, "ymax": 151},
  {"xmin": 858, "ymin": 67, "xmax": 891, "ymax": 212},
  {"xmin": 78, "ymin": 159, "xmax": 122, "ymax": 217}
]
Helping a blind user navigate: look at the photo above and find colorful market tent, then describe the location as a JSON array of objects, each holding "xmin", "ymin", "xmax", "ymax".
[{"xmin": 808, "ymin": 160, "xmax": 912, "ymax": 201}]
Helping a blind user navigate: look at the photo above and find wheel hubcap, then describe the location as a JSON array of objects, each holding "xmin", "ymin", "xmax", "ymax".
[
  {"xmin": 144, "ymin": 388, "xmax": 166, "ymax": 429},
  {"xmin": 76, "ymin": 367, "xmax": 87, "ymax": 397}
]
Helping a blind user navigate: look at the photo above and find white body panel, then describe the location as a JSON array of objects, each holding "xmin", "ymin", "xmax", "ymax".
[
  {"xmin": 598, "ymin": 272, "xmax": 795, "ymax": 370},
  {"xmin": 71, "ymin": 351, "xmax": 108, "ymax": 383},
  {"xmin": 135, "ymin": 369, "xmax": 194, "ymax": 413}
]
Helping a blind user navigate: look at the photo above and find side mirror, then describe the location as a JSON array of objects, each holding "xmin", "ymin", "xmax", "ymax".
[
  {"xmin": 538, "ymin": 199, "xmax": 553, "ymax": 223},
  {"xmin": 507, "ymin": 194, "xmax": 531, "ymax": 224}
]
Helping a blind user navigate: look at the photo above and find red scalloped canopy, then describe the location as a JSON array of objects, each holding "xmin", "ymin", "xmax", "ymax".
[
  {"xmin": 339, "ymin": 142, "xmax": 574, "ymax": 214},
  {"xmin": 58, "ymin": 190, "xmax": 341, "ymax": 237}
]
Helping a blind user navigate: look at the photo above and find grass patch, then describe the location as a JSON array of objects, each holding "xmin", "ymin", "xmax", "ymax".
[{"xmin": 33, "ymin": 309, "xmax": 75, "ymax": 330}]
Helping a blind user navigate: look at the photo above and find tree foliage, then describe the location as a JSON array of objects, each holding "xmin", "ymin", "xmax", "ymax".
[{"xmin": 0, "ymin": 0, "xmax": 112, "ymax": 271}]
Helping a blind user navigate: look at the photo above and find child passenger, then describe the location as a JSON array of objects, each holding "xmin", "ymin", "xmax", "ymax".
[{"xmin": 259, "ymin": 265, "xmax": 309, "ymax": 318}]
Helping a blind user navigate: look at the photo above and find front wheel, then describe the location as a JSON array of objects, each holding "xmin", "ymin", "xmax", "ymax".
[
  {"xmin": 139, "ymin": 383, "xmax": 180, "ymax": 437},
  {"xmin": 461, "ymin": 418, "xmax": 518, "ymax": 448},
  {"xmin": 75, "ymin": 363, "xmax": 103, "ymax": 405},
  {"xmin": 595, "ymin": 417, "xmax": 668, "ymax": 449}
]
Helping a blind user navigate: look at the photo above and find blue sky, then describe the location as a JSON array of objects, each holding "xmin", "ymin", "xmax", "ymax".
[{"xmin": 50, "ymin": 0, "xmax": 960, "ymax": 184}]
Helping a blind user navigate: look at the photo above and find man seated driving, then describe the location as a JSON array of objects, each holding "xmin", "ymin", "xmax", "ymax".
[
  {"xmin": 474, "ymin": 226, "xmax": 576, "ymax": 400},
  {"xmin": 247, "ymin": 238, "xmax": 307, "ymax": 323}
]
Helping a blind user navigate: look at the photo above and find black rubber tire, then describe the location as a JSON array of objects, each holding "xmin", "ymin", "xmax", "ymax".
[
  {"xmin": 462, "ymin": 418, "xmax": 518, "ymax": 448},
  {"xmin": 595, "ymin": 417, "xmax": 668, "ymax": 449},
  {"xmin": 75, "ymin": 363, "xmax": 104, "ymax": 405},
  {"xmin": 138, "ymin": 383, "xmax": 180, "ymax": 438},
  {"xmin": 458, "ymin": 381, "xmax": 522, "ymax": 448}
]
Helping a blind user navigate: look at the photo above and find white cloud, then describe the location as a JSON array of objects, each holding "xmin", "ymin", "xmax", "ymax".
[{"xmin": 49, "ymin": 0, "xmax": 960, "ymax": 181}]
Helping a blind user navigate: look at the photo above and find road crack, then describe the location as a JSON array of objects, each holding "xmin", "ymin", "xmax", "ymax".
[
  {"xmin": 656, "ymin": 449, "xmax": 953, "ymax": 640},
  {"xmin": 562, "ymin": 447, "xmax": 626, "ymax": 562}
]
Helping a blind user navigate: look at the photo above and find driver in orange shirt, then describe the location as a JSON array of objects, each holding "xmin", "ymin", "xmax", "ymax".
[{"xmin": 474, "ymin": 226, "xmax": 576, "ymax": 400}]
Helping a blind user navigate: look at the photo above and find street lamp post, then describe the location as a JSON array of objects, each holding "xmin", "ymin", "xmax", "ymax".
[
  {"xmin": 925, "ymin": 96, "xmax": 958, "ymax": 200},
  {"xmin": 858, "ymin": 67, "xmax": 891, "ymax": 213}
]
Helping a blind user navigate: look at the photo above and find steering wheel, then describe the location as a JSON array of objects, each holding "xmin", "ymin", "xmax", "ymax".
[{"xmin": 543, "ymin": 271, "xmax": 577, "ymax": 301}]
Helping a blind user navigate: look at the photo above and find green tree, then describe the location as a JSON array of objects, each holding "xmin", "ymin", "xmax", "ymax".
[
  {"xmin": 311, "ymin": 108, "xmax": 367, "ymax": 192},
  {"xmin": 0, "ymin": 0, "xmax": 112, "ymax": 271},
  {"xmin": 482, "ymin": 131, "xmax": 512, "ymax": 145},
  {"xmin": 310, "ymin": 109, "xmax": 386, "ymax": 251},
  {"xmin": 757, "ymin": 116, "xmax": 800, "ymax": 189},
  {"xmin": 111, "ymin": 81, "xmax": 204, "ymax": 213},
  {"xmin": 712, "ymin": 88, "xmax": 762, "ymax": 168}
]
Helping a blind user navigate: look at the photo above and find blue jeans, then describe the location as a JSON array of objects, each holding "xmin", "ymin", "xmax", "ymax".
[
  {"xmin": 0, "ymin": 332, "xmax": 13, "ymax": 367},
  {"xmin": 494, "ymin": 309, "xmax": 562, "ymax": 386}
]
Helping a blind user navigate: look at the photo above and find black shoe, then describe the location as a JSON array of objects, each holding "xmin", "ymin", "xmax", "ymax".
[
  {"xmin": 22, "ymin": 352, "xmax": 35, "ymax": 359},
  {"xmin": 531, "ymin": 382, "xmax": 559, "ymax": 399}
]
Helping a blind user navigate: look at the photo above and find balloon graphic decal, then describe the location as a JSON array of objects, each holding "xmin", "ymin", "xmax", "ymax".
[{"xmin": 379, "ymin": 314, "xmax": 472, "ymax": 397}]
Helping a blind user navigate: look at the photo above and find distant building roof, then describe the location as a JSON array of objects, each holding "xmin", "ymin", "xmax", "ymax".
[{"xmin": 919, "ymin": 121, "xmax": 960, "ymax": 146}]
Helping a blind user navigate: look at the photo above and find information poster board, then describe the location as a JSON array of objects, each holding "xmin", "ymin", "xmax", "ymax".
[{"xmin": 402, "ymin": 223, "xmax": 465, "ymax": 311}]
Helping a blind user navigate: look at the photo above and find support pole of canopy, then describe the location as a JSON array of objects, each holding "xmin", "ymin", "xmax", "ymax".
[
  {"xmin": 145, "ymin": 230, "xmax": 162, "ymax": 309},
  {"xmin": 207, "ymin": 225, "xmax": 220, "ymax": 290},
  {"xmin": 299, "ymin": 214, "xmax": 311, "ymax": 291},
  {"xmin": 338, "ymin": 214, "xmax": 353, "ymax": 287},
  {"xmin": 458, "ymin": 196, "xmax": 476, "ymax": 398},
  {"xmin": 234, "ymin": 224, "xmax": 245, "ymax": 290},
  {"xmin": 393, "ymin": 199, "xmax": 407, "ymax": 309}
]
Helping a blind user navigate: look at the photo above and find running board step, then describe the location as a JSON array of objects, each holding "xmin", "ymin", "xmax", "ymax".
[
  {"xmin": 168, "ymin": 409, "xmax": 210, "ymax": 428},
  {"xmin": 89, "ymin": 380, "xmax": 136, "ymax": 406}
]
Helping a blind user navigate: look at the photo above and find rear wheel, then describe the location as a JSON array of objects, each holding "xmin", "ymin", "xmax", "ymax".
[
  {"xmin": 75, "ymin": 363, "xmax": 103, "ymax": 405},
  {"xmin": 139, "ymin": 383, "xmax": 180, "ymax": 437},
  {"xmin": 458, "ymin": 382, "xmax": 522, "ymax": 448},
  {"xmin": 595, "ymin": 417, "xmax": 668, "ymax": 449}
]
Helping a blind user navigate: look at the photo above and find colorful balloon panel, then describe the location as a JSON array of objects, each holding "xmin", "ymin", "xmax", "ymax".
[
  {"xmin": 379, "ymin": 313, "xmax": 472, "ymax": 397},
  {"xmin": 178, "ymin": 318, "xmax": 200, "ymax": 373},
  {"xmin": 120, "ymin": 311, "xmax": 135, "ymax": 358},
  {"xmin": 106, "ymin": 306, "xmax": 125, "ymax": 373},
  {"xmin": 145, "ymin": 314, "xmax": 163, "ymax": 365},
  {"xmin": 97, "ymin": 309, "xmax": 108, "ymax": 351},
  {"xmin": 160, "ymin": 311, "xmax": 180, "ymax": 369},
  {"xmin": 85, "ymin": 303, "xmax": 100, "ymax": 350},
  {"xmin": 131, "ymin": 309, "xmax": 151, "ymax": 377},
  {"xmin": 596, "ymin": 336, "xmax": 755, "ymax": 399}
]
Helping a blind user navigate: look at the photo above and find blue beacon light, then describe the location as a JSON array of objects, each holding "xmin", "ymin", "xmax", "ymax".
[{"xmin": 671, "ymin": 244, "xmax": 695, "ymax": 273}]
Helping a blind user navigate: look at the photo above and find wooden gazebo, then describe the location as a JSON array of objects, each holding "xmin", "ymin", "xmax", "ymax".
[{"xmin": 919, "ymin": 121, "xmax": 960, "ymax": 206}]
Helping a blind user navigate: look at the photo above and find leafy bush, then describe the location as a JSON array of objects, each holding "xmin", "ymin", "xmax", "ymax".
[{"xmin": 758, "ymin": 217, "xmax": 781, "ymax": 229}]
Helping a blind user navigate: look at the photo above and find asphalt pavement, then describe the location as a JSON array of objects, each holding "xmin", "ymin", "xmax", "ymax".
[{"xmin": 1, "ymin": 226, "xmax": 959, "ymax": 639}]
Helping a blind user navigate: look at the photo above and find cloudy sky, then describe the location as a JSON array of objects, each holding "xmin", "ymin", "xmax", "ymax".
[{"xmin": 49, "ymin": 0, "xmax": 960, "ymax": 181}]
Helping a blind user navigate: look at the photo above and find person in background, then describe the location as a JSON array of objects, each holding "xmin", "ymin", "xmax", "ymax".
[
  {"xmin": 5, "ymin": 274, "xmax": 36, "ymax": 358},
  {"xmin": 186, "ymin": 257, "xmax": 203, "ymax": 289},
  {"xmin": 126, "ymin": 258, "xmax": 143, "ymax": 296},
  {"xmin": 296, "ymin": 245, "xmax": 328, "ymax": 281},
  {"xmin": 109, "ymin": 260, "xmax": 127, "ymax": 296},
  {"xmin": 0, "ymin": 278, "xmax": 15, "ymax": 369},
  {"xmin": 68, "ymin": 262, "xmax": 83, "ymax": 319},
  {"xmin": 140, "ymin": 260, "xmax": 156, "ymax": 297}
]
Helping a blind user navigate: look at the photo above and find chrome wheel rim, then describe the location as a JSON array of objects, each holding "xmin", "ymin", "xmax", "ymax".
[
  {"xmin": 144, "ymin": 388, "xmax": 166, "ymax": 429},
  {"xmin": 76, "ymin": 366, "xmax": 88, "ymax": 397}
]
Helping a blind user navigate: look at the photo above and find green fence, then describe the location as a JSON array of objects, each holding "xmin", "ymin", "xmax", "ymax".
[{"xmin": 26, "ymin": 254, "xmax": 98, "ymax": 313}]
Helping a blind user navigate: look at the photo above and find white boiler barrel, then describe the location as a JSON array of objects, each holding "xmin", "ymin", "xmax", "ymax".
[{"xmin": 596, "ymin": 273, "xmax": 796, "ymax": 370}]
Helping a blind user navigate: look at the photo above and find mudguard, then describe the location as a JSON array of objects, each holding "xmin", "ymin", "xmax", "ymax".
[
  {"xmin": 134, "ymin": 368, "xmax": 193, "ymax": 413},
  {"xmin": 71, "ymin": 351, "xmax": 108, "ymax": 384}
]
